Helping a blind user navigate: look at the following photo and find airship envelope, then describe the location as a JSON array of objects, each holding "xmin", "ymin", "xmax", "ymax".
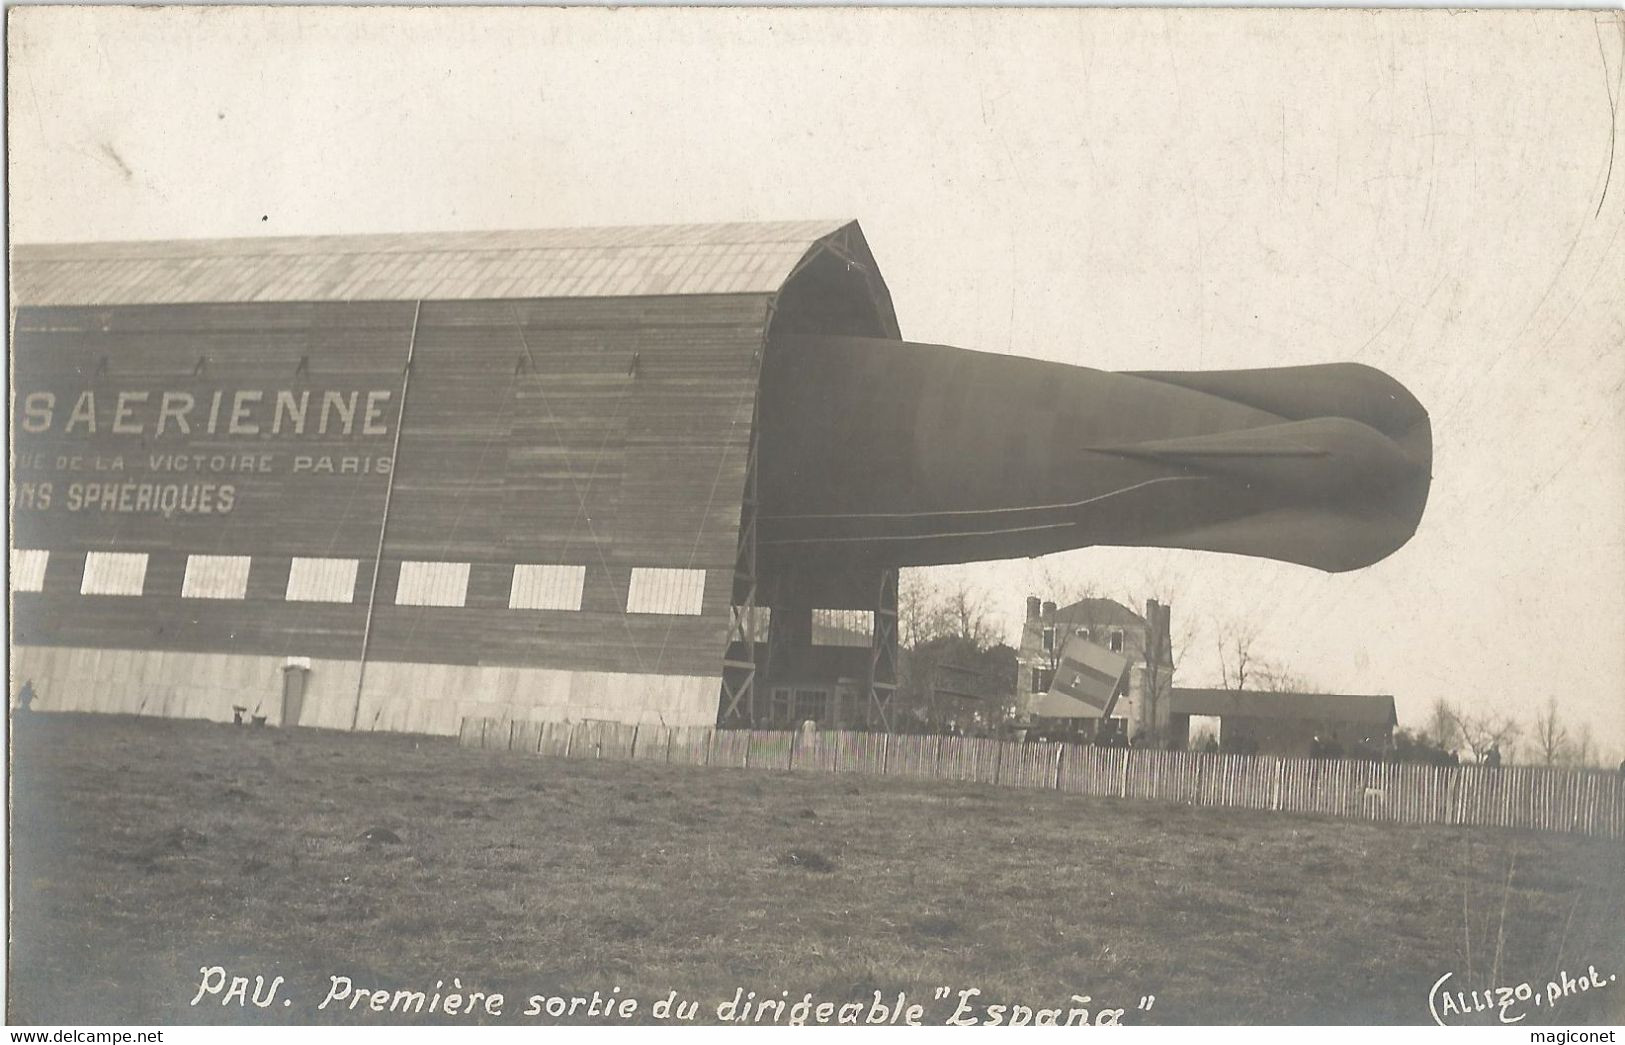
[{"xmin": 757, "ymin": 336, "xmax": 1432, "ymax": 573}]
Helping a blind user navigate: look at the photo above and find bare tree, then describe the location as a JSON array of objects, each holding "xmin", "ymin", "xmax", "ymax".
[
  {"xmin": 1252, "ymin": 662, "xmax": 1318, "ymax": 694},
  {"xmin": 896, "ymin": 570, "xmax": 1009, "ymax": 729},
  {"xmin": 1532, "ymin": 697, "xmax": 1570, "ymax": 767},
  {"xmin": 899, "ymin": 571, "xmax": 1003, "ymax": 649},
  {"xmin": 1133, "ymin": 567, "xmax": 1197, "ymax": 671},
  {"xmin": 1448, "ymin": 707, "xmax": 1521, "ymax": 765},
  {"xmin": 1030, "ymin": 560, "xmax": 1100, "ymax": 610},
  {"xmin": 1214, "ymin": 616, "xmax": 1260, "ymax": 691},
  {"xmin": 896, "ymin": 570, "xmax": 946, "ymax": 651},
  {"xmin": 941, "ymin": 580, "xmax": 1002, "ymax": 649},
  {"xmin": 1424, "ymin": 698, "xmax": 1461, "ymax": 751},
  {"xmin": 1568, "ymin": 721, "xmax": 1597, "ymax": 769}
]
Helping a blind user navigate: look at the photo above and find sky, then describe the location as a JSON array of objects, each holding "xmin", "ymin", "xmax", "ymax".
[{"xmin": 7, "ymin": 7, "xmax": 1624, "ymax": 760}]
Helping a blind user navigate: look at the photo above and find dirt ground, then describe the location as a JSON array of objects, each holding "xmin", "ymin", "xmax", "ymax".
[{"xmin": 8, "ymin": 712, "xmax": 1623, "ymax": 1026}]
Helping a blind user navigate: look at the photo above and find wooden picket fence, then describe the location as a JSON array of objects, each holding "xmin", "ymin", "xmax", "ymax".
[{"xmin": 459, "ymin": 719, "xmax": 1625, "ymax": 840}]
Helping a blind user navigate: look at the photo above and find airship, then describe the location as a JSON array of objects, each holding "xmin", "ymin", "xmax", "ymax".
[{"xmin": 757, "ymin": 334, "xmax": 1432, "ymax": 573}]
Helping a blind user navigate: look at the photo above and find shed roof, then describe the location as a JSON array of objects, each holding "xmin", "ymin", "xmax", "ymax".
[
  {"xmin": 1170, "ymin": 688, "xmax": 1397, "ymax": 726},
  {"xmin": 10, "ymin": 219, "xmax": 858, "ymax": 307}
]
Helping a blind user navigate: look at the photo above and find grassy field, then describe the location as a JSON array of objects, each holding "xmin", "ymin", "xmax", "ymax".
[{"xmin": 8, "ymin": 712, "xmax": 1624, "ymax": 1026}]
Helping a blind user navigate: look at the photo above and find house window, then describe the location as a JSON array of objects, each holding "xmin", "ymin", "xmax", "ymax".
[
  {"xmin": 793, "ymin": 689, "xmax": 828, "ymax": 725},
  {"xmin": 769, "ymin": 687, "xmax": 794, "ymax": 727},
  {"xmin": 1076, "ymin": 627, "xmax": 1090, "ymax": 641},
  {"xmin": 1109, "ymin": 629, "xmax": 1124, "ymax": 653},
  {"xmin": 1031, "ymin": 667, "xmax": 1055, "ymax": 693},
  {"xmin": 1041, "ymin": 625, "xmax": 1055, "ymax": 653}
]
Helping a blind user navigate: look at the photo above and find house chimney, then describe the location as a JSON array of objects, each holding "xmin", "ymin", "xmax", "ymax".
[
  {"xmin": 1145, "ymin": 599, "xmax": 1172, "ymax": 659},
  {"xmin": 1041, "ymin": 600, "xmax": 1057, "ymax": 621},
  {"xmin": 1026, "ymin": 595, "xmax": 1041, "ymax": 621}
]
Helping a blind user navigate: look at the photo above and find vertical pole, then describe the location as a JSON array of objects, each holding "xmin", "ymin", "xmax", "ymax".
[{"xmin": 352, "ymin": 300, "xmax": 422, "ymax": 731}]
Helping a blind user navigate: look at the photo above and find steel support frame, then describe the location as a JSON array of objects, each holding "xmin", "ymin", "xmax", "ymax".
[
  {"xmin": 868, "ymin": 567, "xmax": 899, "ymax": 731},
  {"xmin": 720, "ymin": 403, "xmax": 762, "ymax": 727}
]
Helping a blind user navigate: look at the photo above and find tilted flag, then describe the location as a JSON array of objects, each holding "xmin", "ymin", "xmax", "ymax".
[{"xmin": 1033, "ymin": 634, "xmax": 1131, "ymax": 719}]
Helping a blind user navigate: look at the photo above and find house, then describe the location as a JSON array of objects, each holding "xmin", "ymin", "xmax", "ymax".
[
  {"xmin": 1015, "ymin": 596, "xmax": 1174, "ymax": 742},
  {"xmin": 1168, "ymin": 688, "xmax": 1397, "ymax": 757}
]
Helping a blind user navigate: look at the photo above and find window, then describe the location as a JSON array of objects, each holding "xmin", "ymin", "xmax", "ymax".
[
  {"xmin": 1109, "ymin": 629, "xmax": 1124, "ymax": 653},
  {"xmin": 81, "ymin": 552, "xmax": 148, "ymax": 596},
  {"xmin": 811, "ymin": 608, "xmax": 872, "ymax": 647},
  {"xmin": 509, "ymin": 564, "xmax": 586, "ymax": 610},
  {"xmin": 11, "ymin": 549, "xmax": 48, "ymax": 592},
  {"xmin": 731, "ymin": 605, "xmax": 772, "ymax": 642},
  {"xmin": 286, "ymin": 557, "xmax": 359, "ymax": 603},
  {"xmin": 1076, "ymin": 627, "xmax": 1091, "ymax": 641},
  {"xmin": 626, "ymin": 567, "xmax": 706, "ymax": 615},
  {"xmin": 182, "ymin": 555, "xmax": 251, "ymax": 599},
  {"xmin": 769, "ymin": 687, "xmax": 794, "ymax": 727},
  {"xmin": 793, "ymin": 688, "xmax": 828, "ymax": 724},
  {"xmin": 396, "ymin": 561, "xmax": 471, "ymax": 607},
  {"xmin": 1031, "ymin": 667, "xmax": 1055, "ymax": 693},
  {"xmin": 1041, "ymin": 625, "xmax": 1055, "ymax": 653}
]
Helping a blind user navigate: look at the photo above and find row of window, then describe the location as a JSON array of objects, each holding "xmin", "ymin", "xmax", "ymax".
[
  {"xmin": 9, "ymin": 549, "xmax": 708, "ymax": 615},
  {"xmin": 766, "ymin": 687, "xmax": 832, "ymax": 726},
  {"xmin": 1040, "ymin": 624, "xmax": 1126, "ymax": 654},
  {"xmin": 729, "ymin": 607, "xmax": 876, "ymax": 647}
]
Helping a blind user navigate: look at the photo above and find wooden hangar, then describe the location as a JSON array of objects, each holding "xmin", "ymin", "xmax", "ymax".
[{"xmin": 10, "ymin": 221, "xmax": 904, "ymax": 734}]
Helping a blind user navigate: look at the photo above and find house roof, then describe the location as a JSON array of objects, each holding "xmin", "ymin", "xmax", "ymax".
[
  {"xmin": 9, "ymin": 219, "xmax": 858, "ymax": 307},
  {"xmin": 1170, "ymin": 688, "xmax": 1397, "ymax": 726},
  {"xmin": 1049, "ymin": 597, "xmax": 1146, "ymax": 628}
]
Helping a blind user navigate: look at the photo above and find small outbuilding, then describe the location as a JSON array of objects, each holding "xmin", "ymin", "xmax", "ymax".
[{"xmin": 1168, "ymin": 688, "xmax": 1397, "ymax": 758}]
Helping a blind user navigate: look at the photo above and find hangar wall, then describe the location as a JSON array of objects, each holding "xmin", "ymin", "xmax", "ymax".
[
  {"xmin": 10, "ymin": 293, "xmax": 765, "ymax": 730},
  {"xmin": 9, "ymin": 646, "xmax": 719, "ymax": 731}
]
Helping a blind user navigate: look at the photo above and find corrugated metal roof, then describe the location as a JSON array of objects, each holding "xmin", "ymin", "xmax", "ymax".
[
  {"xmin": 1170, "ymin": 687, "xmax": 1397, "ymax": 726},
  {"xmin": 10, "ymin": 220, "xmax": 854, "ymax": 306}
]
